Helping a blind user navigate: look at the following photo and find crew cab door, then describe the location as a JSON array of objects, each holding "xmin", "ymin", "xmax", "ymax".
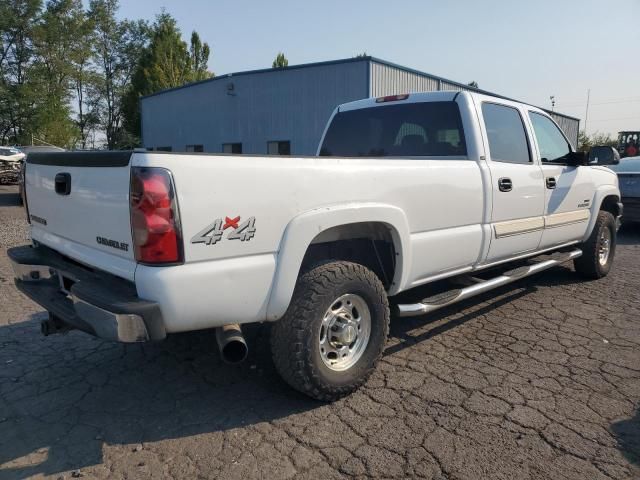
[
  {"xmin": 477, "ymin": 100, "xmax": 545, "ymax": 262},
  {"xmin": 527, "ymin": 111, "xmax": 594, "ymax": 249}
]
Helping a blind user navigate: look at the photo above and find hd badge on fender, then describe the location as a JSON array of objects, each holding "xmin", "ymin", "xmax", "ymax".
[{"xmin": 191, "ymin": 216, "xmax": 256, "ymax": 245}]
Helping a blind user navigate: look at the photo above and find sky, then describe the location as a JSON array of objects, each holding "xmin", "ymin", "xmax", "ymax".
[{"xmin": 114, "ymin": 0, "xmax": 640, "ymax": 137}]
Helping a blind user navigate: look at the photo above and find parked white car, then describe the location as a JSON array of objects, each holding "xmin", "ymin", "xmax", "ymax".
[
  {"xmin": 0, "ymin": 147, "xmax": 25, "ymax": 184},
  {"xmin": 10, "ymin": 91, "xmax": 622, "ymax": 400}
]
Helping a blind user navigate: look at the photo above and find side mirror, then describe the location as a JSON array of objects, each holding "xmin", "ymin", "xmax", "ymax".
[
  {"xmin": 588, "ymin": 145, "xmax": 620, "ymax": 165},
  {"xmin": 565, "ymin": 151, "xmax": 588, "ymax": 166}
]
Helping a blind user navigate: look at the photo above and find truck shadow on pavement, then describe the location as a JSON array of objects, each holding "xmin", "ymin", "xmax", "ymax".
[
  {"xmin": 611, "ymin": 407, "xmax": 640, "ymax": 467},
  {"xmin": 0, "ymin": 320, "xmax": 315, "ymax": 479},
  {"xmin": 385, "ymin": 265, "xmax": 584, "ymax": 357},
  {"xmin": 0, "ymin": 264, "xmax": 621, "ymax": 478}
]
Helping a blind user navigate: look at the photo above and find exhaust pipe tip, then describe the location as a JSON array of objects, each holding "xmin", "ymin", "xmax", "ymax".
[
  {"xmin": 215, "ymin": 324, "xmax": 248, "ymax": 364},
  {"xmin": 220, "ymin": 339, "xmax": 248, "ymax": 364}
]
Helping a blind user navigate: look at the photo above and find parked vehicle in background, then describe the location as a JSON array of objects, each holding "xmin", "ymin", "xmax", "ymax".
[
  {"xmin": 609, "ymin": 155, "xmax": 640, "ymax": 223},
  {"xmin": 617, "ymin": 131, "xmax": 640, "ymax": 158},
  {"xmin": 0, "ymin": 147, "xmax": 25, "ymax": 185},
  {"xmin": 9, "ymin": 91, "xmax": 622, "ymax": 401}
]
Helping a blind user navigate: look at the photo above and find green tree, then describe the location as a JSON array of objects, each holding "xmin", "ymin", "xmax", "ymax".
[
  {"xmin": 190, "ymin": 31, "xmax": 212, "ymax": 81},
  {"xmin": 31, "ymin": 0, "xmax": 89, "ymax": 148},
  {"xmin": 89, "ymin": 0, "xmax": 148, "ymax": 149},
  {"xmin": 122, "ymin": 12, "xmax": 212, "ymax": 141},
  {"xmin": 578, "ymin": 130, "xmax": 617, "ymax": 152},
  {"xmin": 272, "ymin": 52, "xmax": 288, "ymax": 68},
  {"xmin": 69, "ymin": 4, "xmax": 100, "ymax": 148},
  {"xmin": 577, "ymin": 130, "xmax": 591, "ymax": 152},
  {"xmin": 0, "ymin": 0, "xmax": 42, "ymax": 145}
]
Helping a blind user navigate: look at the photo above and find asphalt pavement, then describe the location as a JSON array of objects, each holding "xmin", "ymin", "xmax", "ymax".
[{"xmin": 0, "ymin": 184, "xmax": 638, "ymax": 479}]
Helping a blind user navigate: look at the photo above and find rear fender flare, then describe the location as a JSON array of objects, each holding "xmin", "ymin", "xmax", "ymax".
[{"xmin": 266, "ymin": 203, "xmax": 411, "ymax": 320}]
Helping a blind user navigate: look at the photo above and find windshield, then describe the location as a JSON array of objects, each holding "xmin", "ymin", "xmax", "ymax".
[{"xmin": 320, "ymin": 101, "xmax": 467, "ymax": 157}]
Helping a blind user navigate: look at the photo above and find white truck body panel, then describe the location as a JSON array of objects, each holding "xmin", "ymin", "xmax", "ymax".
[{"xmin": 21, "ymin": 91, "xmax": 620, "ymax": 333}]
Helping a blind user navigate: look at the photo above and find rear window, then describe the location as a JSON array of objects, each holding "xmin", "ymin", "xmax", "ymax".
[{"xmin": 320, "ymin": 101, "xmax": 467, "ymax": 157}]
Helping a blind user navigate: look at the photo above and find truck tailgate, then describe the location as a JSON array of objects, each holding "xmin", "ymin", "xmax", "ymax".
[{"xmin": 25, "ymin": 151, "xmax": 136, "ymax": 280}]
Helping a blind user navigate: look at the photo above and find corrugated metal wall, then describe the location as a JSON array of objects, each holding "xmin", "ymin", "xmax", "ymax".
[
  {"xmin": 370, "ymin": 60, "xmax": 579, "ymax": 147},
  {"xmin": 370, "ymin": 62, "xmax": 439, "ymax": 96},
  {"xmin": 549, "ymin": 113, "xmax": 579, "ymax": 148},
  {"xmin": 142, "ymin": 60, "xmax": 369, "ymax": 155},
  {"xmin": 141, "ymin": 58, "xmax": 579, "ymax": 155}
]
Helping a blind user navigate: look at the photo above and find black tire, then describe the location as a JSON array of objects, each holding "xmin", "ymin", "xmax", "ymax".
[
  {"xmin": 574, "ymin": 210, "xmax": 616, "ymax": 279},
  {"xmin": 271, "ymin": 261, "xmax": 389, "ymax": 401}
]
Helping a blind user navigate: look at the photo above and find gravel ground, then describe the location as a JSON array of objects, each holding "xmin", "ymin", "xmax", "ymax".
[{"xmin": 0, "ymin": 184, "xmax": 639, "ymax": 479}]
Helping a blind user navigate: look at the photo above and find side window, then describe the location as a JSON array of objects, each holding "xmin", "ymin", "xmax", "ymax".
[
  {"xmin": 528, "ymin": 112, "xmax": 571, "ymax": 163},
  {"xmin": 223, "ymin": 143, "xmax": 242, "ymax": 154},
  {"xmin": 267, "ymin": 140, "xmax": 291, "ymax": 155},
  {"xmin": 481, "ymin": 103, "xmax": 531, "ymax": 164}
]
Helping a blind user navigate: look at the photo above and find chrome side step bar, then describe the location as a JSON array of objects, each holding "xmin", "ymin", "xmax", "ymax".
[{"xmin": 396, "ymin": 249, "xmax": 582, "ymax": 318}]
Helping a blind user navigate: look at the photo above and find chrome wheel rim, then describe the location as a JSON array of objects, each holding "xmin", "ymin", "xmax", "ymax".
[
  {"xmin": 319, "ymin": 293, "xmax": 371, "ymax": 372},
  {"xmin": 598, "ymin": 227, "xmax": 612, "ymax": 266}
]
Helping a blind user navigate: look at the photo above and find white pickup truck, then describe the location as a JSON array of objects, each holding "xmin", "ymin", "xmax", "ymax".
[{"xmin": 10, "ymin": 91, "xmax": 622, "ymax": 401}]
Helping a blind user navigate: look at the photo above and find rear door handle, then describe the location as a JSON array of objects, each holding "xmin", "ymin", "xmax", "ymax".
[
  {"xmin": 498, "ymin": 177, "xmax": 512, "ymax": 192},
  {"xmin": 546, "ymin": 177, "xmax": 557, "ymax": 189},
  {"xmin": 54, "ymin": 172, "xmax": 71, "ymax": 195}
]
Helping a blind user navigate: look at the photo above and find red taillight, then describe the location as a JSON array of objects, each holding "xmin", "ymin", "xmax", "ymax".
[
  {"xmin": 130, "ymin": 167, "xmax": 183, "ymax": 264},
  {"xmin": 375, "ymin": 94, "xmax": 409, "ymax": 103}
]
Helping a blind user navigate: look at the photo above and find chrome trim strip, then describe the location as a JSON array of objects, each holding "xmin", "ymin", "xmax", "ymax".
[{"xmin": 397, "ymin": 249, "xmax": 582, "ymax": 317}]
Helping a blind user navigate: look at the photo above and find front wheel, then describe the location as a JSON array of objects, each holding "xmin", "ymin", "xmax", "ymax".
[
  {"xmin": 270, "ymin": 261, "xmax": 389, "ymax": 401},
  {"xmin": 574, "ymin": 210, "xmax": 616, "ymax": 279}
]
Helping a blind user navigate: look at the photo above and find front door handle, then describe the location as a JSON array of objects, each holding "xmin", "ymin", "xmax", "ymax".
[
  {"xmin": 498, "ymin": 177, "xmax": 512, "ymax": 192},
  {"xmin": 546, "ymin": 177, "xmax": 557, "ymax": 189}
]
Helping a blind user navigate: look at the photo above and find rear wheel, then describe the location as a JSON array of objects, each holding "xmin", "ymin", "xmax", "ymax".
[
  {"xmin": 270, "ymin": 261, "xmax": 389, "ymax": 401},
  {"xmin": 574, "ymin": 210, "xmax": 616, "ymax": 279}
]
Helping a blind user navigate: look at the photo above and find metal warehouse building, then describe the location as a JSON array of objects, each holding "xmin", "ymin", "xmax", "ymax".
[{"xmin": 141, "ymin": 56, "xmax": 580, "ymax": 155}]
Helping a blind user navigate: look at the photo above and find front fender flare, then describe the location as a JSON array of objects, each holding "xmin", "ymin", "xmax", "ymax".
[
  {"xmin": 582, "ymin": 185, "xmax": 620, "ymax": 241},
  {"xmin": 265, "ymin": 203, "xmax": 411, "ymax": 320}
]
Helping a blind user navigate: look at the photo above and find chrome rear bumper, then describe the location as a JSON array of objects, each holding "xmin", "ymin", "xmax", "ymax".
[{"xmin": 9, "ymin": 245, "xmax": 165, "ymax": 342}]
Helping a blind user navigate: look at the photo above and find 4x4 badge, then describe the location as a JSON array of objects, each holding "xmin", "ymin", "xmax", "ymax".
[{"xmin": 191, "ymin": 216, "xmax": 256, "ymax": 245}]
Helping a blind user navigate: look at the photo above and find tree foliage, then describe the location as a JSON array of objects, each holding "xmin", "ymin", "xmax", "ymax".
[
  {"xmin": 88, "ymin": 0, "xmax": 149, "ymax": 149},
  {"xmin": 577, "ymin": 130, "xmax": 617, "ymax": 152},
  {"xmin": 0, "ymin": 0, "xmax": 212, "ymax": 149},
  {"xmin": 272, "ymin": 52, "xmax": 288, "ymax": 68},
  {"xmin": 121, "ymin": 12, "xmax": 212, "ymax": 141}
]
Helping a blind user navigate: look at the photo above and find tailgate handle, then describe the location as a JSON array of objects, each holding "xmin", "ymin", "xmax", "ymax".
[{"xmin": 54, "ymin": 173, "xmax": 71, "ymax": 195}]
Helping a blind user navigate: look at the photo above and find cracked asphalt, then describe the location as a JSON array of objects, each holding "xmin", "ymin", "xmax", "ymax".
[{"xmin": 0, "ymin": 184, "xmax": 639, "ymax": 479}]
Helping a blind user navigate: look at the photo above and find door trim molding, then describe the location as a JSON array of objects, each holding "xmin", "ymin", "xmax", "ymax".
[
  {"xmin": 493, "ymin": 209, "xmax": 590, "ymax": 238},
  {"xmin": 544, "ymin": 209, "xmax": 590, "ymax": 228},
  {"xmin": 494, "ymin": 217, "xmax": 544, "ymax": 238}
]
